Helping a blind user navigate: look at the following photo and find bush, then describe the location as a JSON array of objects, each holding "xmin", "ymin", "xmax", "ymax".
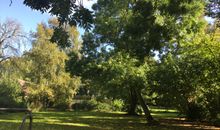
[
  {"xmin": 0, "ymin": 78, "xmax": 24, "ymax": 108},
  {"xmin": 186, "ymin": 102, "xmax": 208, "ymax": 121},
  {"xmin": 54, "ymin": 102, "xmax": 69, "ymax": 111},
  {"xmin": 95, "ymin": 102, "xmax": 112, "ymax": 112},
  {"xmin": 72, "ymin": 99, "xmax": 97, "ymax": 111},
  {"xmin": 112, "ymin": 99, "xmax": 124, "ymax": 111},
  {"xmin": 72, "ymin": 98, "xmax": 125, "ymax": 112}
]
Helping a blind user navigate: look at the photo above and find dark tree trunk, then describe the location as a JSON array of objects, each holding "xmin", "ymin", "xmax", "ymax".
[
  {"xmin": 134, "ymin": 88, "xmax": 158, "ymax": 125},
  {"xmin": 127, "ymin": 87, "xmax": 138, "ymax": 115}
]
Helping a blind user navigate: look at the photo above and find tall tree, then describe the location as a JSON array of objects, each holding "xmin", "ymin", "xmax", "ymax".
[
  {"xmin": 24, "ymin": 40, "xmax": 80, "ymax": 110},
  {"xmin": 16, "ymin": 22, "xmax": 81, "ymax": 110},
  {"xmin": 91, "ymin": 0, "xmax": 206, "ymax": 124}
]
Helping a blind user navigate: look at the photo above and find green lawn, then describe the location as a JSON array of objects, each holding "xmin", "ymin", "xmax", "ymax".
[{"xmin": 0, "ymin": 109, "xmax": 219, "ymax": 130}]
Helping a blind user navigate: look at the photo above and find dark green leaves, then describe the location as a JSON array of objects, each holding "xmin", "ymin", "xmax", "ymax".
[
  {"xmin": 23, "ymin": 0, "xmax": 93, "ymax": 29},
  {"xmin": 23, "ymin": 0, "xmax": 51, "ymax": 12},
  {"xmin": 50, "ymin": 27, "xmax": 72, "ymax": 49},
  {"xmin": 72, "ymin": 7, "xmax": 94, "ymax": 30}
]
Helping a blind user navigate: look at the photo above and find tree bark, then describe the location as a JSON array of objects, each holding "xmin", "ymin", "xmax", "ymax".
[
  {"xmin": 127, "ymin": 87, "xmax": 138, "ymax": 115},
  {"xmin": 134, "ymin": 88, "xmax": 158, "ymax": 125}
]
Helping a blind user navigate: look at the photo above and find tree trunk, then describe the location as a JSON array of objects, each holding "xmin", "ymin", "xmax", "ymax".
[
  {"xmin": 127, "ymin": 87, "xmax": 138, "ymax": 115},
  {"xmin": 134, "ymin": 88, "xmax": 158, "ymax": 125}
]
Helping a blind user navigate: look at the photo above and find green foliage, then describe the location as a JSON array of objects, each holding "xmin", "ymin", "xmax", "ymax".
[
  {"xmin": 186, "ymin": 102, "xmax": 208, "ymax": 121},
  {"xmin": 96, "ymin": 52, "xmax": 151, "ymax": 98},
  {"xmin": 72, "ymin": 98, "xmax": 124, "ymax": 112},
  {"xmin": 112, "ymin": 99, "xmax": 124, "ymax": 111},
  {"xmin": 0, "ymin": 74, "xmax": 23, "ymax": 108},
  {"xmin": 14, "ymin": 21, "xmax": 82, "ymax": 111},
  {"xmin": 24, "ymin": 41, "xmax": 80, "ymax": 110},
  {"xmin": 35, "ymin": 18, "xmax": 82, "ymax": 51},
  {"xmin": 50, "ymin": 27, "xmax": 71, "ymax": 48},
  {"xmin": 93, "ymin": 0, "xmax": 205, "ymax": 60},
  {"xmin": 72, "ymin": 100, "xmax": 97, "ymax": 111},
  {"xmin": 151, "ymin": 31, "xmax": 220, "ymax": 120}
]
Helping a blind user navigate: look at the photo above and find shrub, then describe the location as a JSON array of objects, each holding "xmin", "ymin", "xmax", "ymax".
[
  {"xmin": 0, "ymin": 78, "xmax": 24, "ymax": 108},
  {"xmin": 72, "ymin": 99, "xmax": 97, "ymax": 111},
  {"xmin": 54, "ymin": 102, "xmax": 69, "ymax": 111},
  {"xmin": 186, "ymin": 102, "xmax": 208, "ymax": 121},
  {"xmin": 95, "ymin": 102, "xmax": 112, "ymax": 112},
  {"xmin": 112, "ymin": 99, "xmax": 124, "ymax": 111},
  {"xmin": 72, "ymin": 98, "xmax": 125, "ymax": 112}
]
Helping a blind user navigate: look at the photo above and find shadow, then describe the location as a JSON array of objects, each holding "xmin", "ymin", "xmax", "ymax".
[{"xmin": 0, "ymin": 111, "xmax": 220, "ymax": 130}]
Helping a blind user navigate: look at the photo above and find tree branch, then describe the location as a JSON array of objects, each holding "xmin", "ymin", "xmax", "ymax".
[{"xmin": 9, "ymin": 0, "xmax": 12, "ymax": 6}]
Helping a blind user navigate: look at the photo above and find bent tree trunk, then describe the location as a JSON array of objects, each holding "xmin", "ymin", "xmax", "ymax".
[
  {"xmin": 134, "ymin": 88, "xmax": 157, "ymax": 124},
  {"xmin": 128, "ymin": 87, "xmax": 138, "ymax": 115}
]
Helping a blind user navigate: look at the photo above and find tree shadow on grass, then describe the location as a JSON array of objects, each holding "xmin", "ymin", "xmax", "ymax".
[
  {"xmin": 33, "ymin": 111, "xmax": 216, "ymax": 130},
  {"xmin": 0, "ymin": 111, "xmax": 220, "ymax": 130}
]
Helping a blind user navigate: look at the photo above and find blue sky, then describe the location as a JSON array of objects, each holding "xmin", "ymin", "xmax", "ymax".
[
  {"xmin": 0, "ymin": 0, "xmax": 96, "ymax": 33},
  {"xmin": 0, "ymin": 0, "xmax": 51, "ymax": 32}
]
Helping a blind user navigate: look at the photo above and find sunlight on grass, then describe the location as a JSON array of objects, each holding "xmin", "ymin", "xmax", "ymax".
[
  {"xmin": 0, "ymin": 119, "xmax": 21, "ymax": 123},
  {"xmin": 79, "ymin": 115, "xmax": 130, "ymax": 120},
  {"xmin": 47, "ymin": 122, "xmax": 90, "ymax": 127},
  {"xmin": 150, "ymin": 107, "xmax": 178, "ymax": 113},
  {"xmin": 0, "ymin": 110, "xmax": 219, "ymax": 130}
]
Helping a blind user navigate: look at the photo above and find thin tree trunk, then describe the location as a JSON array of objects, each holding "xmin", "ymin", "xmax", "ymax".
[
  {"xmin": 134, "ymin": 88, "xmax": 158, "ymax": 125},
  {"xmin": 128, "ymin": 87, "xmax": 138, "ymax": 115}
]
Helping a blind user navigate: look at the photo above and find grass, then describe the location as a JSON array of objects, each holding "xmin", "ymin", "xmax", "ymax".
[{"xmin": 0, "ymin": 108, "xmax": 219, "ymax": 130}]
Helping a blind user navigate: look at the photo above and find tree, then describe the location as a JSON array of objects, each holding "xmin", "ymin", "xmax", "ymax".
[
  {"xmin": 151, "ymin": 28, "xmax": 220, "ymax": 120},
  {"xmin": 0, "ymin": 19, "xmax": 27, "ymax": 63},
  {"xmin": 98, "ymin": 52, "xmax": 155, "ymax": 118},
  {"xmin": 33, "ymin": 18, "xmax": 82, "ymax": 54},
  {"xmin": 90, "ymin": 0, "xmax": 206, "ymax": 124},
  {"xmin": 17, "ymin": 22, "xmax": 81, "ymax": 110},
  {"xmin": 93, "ymin": 0, "xmax": 205, "ymax": 59}
]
